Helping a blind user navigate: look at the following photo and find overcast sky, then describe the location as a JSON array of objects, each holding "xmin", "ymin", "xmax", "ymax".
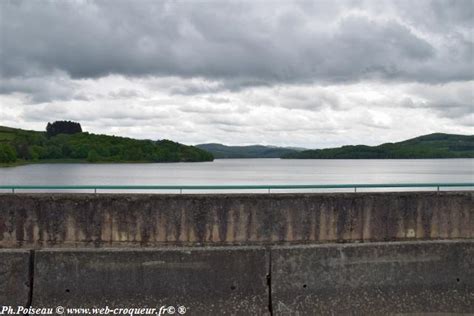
[{"xmin": 0, "ymin": 0, "xmax": 472, "ymax": 148}]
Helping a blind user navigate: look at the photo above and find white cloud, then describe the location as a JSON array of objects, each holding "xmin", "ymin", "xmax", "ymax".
[
  {"xmin": 0, "ymin": 74, "xmax": 470, "ymax": 147},
  {"xmin": 0, "ymin": 1, "xmax": 472, "ymax": 148}
]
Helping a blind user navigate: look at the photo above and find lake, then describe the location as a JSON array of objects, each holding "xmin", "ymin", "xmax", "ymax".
[{"xmin": 0, "ymin": 159, "xmax": 473, "ymax": 193}]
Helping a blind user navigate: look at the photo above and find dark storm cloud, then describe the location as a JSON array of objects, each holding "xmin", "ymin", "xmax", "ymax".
[
  {"xmin": 1, "ymin": 0, "xmax": 472, "ymax": 88},
  {"xmin": 397, "ymin": 0, "xmax": 474, "ymax": 30}
]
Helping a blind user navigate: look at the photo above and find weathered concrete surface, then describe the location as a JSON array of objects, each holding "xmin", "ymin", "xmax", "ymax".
[
  {"xmin": 1, "ymin": 241, "xmax": 473, "ymax": 314},
  {"xmin": 33, "ymin": 247, "xmax": 269, "ymax": 315},
  {"xmin": 0, "ymin": 250, "xmax": 31, "ymax": 306},
  {"xmin": 271, "ymin": 240, "xmax": 474, "ymax": 315},
  {"xmin": 0, "ymin": 192, "xmax": 472, "ymax": 248}
]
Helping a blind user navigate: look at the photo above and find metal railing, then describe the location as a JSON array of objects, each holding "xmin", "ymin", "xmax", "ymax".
[{"xmin": 0, "ymin": 183, "xmax": 473, "ymax": 194}]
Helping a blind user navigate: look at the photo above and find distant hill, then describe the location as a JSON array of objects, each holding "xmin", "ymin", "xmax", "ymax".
[
  {"xmin": 0, "ymin": 124, "xmax": 213, "ymax": 165},
  {"xmin": 196, "ymin": 143, "xmax": 305, "ymax": 158},
  {"xmin": 282, "ymin": 133, "xmax": 474, "ymax": 159}
]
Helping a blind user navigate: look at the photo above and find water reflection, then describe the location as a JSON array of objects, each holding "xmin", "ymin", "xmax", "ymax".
[{"xmin": 1, "ymin": 158, "xmax": 472, "ymax": 193}]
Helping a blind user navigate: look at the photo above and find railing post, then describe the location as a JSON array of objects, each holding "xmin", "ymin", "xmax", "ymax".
[
  {"xmin": 180, "ymin": 188, "xmax": 182, "ymax": 194},
  {"xmin": 268, "ymin": 188, "xmax": 270, "ymax": 194},
  {"xmin": 12, "ymin": 188, "xmax": 15, "ymax": 194},
  {"xmin": 437, "ymin": 186, "xmax": 440, "ymax": 192},
  {"xmin": 94, "ymin": 188, "xmax": 97, "ymax": 194},
  {"xmin": 354, "ymin": 187, "xmax": 357, "ymax": 193}
]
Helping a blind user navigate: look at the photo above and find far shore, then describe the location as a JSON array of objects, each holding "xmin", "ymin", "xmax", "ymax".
[{"xmin": 3, "ymin": 157, "xmax": 474, "ymax": 168}]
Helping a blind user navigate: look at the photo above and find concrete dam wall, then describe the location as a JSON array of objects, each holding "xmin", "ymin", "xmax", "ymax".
[
  {"xmin": 1, "ymin": 192, "xmax": 473, "ymax": 315},
  {"xmin": 0, "ymin": 191, "xmax": 472, "ymax": 247}
]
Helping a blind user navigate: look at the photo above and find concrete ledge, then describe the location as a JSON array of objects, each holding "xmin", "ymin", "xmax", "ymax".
[
  {"xmin": 1, "ymin": 241, "xmax": 473, "ymax": 314},
  {"xmin": 32, "ymin": 247, "xmax": 269, "ymax": 315},
  {"xmin": 0, "ymin": 192, "xmax": 472, "ymax": 248},
  {"xmin": 271, "ymin": 240, "xmax": 474, "ymax": 315},
  {"xmin": 0, "ymin": 250, "xmax": 31, "ymax": 306}
]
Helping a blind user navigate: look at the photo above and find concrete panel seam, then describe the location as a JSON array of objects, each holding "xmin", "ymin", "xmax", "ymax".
[
  {"xmin": 27, "ymin": 250, "xmax": 35, "ymax": 308},
  {"xmin": 267, "ymin": 247, "xmax": 273, "ymax": 316}
]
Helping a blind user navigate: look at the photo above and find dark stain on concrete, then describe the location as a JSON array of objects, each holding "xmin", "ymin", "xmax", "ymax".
[
  {"xmin": 192, "ymin": 198, "xmax": 209, "ymax": 243},
  {"xmin": 0, "ymin": 215, "xmax": 6, "ymax": 241},
  {"xmin": 216, "ymin": 199, "xmax": 229, "ymax": 242},
  {"xmin": 420, "ymin": 197, "xmax": 434, "ymax": 238}
]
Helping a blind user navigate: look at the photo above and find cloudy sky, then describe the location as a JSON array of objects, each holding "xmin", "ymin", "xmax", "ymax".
[{"xmin": 0, "ymin": 0, "xmax": 472, "ymax": 148}]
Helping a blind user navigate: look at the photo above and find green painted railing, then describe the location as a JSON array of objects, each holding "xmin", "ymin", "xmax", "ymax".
[{"xmin": 0, "ymin": 183, "xmax": 473, "ymax": 193}]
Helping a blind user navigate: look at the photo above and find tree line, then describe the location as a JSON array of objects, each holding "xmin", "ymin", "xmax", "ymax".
[{"xmin": 0, "ymin": 121, "xmax": 213, "ymax": 164}]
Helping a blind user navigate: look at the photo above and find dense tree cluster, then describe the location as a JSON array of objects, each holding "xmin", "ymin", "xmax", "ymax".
[
  {"xmin": 46, "ymin": 121, "xmax": 83, "ymax": 137},
  {"xmin": 0, "ymin": 123, "xmax": 213, "ymax": 164},
  {"xmin": 0, "ymin": 143, "xmax": 17, "ymax": 163}
]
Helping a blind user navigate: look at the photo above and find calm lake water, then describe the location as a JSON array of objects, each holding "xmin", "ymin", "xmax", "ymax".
[{"xmin": 0, "ymin": 159, "xmax": 473, "ymax": 193}]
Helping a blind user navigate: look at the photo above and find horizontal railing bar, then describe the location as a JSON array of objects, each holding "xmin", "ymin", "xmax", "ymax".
[{"xmin": 0, "ymin": 183, "xmax": 473, "ymax": 190}]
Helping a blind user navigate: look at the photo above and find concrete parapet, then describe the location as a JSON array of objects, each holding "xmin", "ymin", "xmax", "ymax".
[
  {"xmin": 0, "ymin": 241, "xmax": 473, "ymax": 315},
  {"xmin": 0, "ymin": 250, "xmax": 31, "ymax": 306},
  {"xmin": 271, "ymin": 240, "xmax": 474, "ymax": 315},
  {"xmin": 0, "ymin": 192, "xmax": 472, "ymax": 248},
  {"xmin": 32, "ymin": 247, "xmax": 269, "ymax": 315}
]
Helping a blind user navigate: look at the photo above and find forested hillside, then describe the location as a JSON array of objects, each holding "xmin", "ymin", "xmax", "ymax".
[
  {"xmin": 196, "ymin": 143, "xmax": 304, "ymax": 158},
  {"xmin": 282, "ymin": 133, "xmax": 474, "ymax": 159},
  {"xmin": 0, "ymin": 122, "xmax": 213, "ymax": 165}
]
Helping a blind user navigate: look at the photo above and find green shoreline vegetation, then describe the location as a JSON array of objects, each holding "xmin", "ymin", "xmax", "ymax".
[
  {"xmin": 0, "ymin": 121, "xmax": 214, "ymax": 166},
  {"xmin": 282, "ymin": 133, "xmax": 474, "ymax": 159},
  {"xmin": 1, "ymin": 122, "xmax": 472, "ymax": 166}
]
